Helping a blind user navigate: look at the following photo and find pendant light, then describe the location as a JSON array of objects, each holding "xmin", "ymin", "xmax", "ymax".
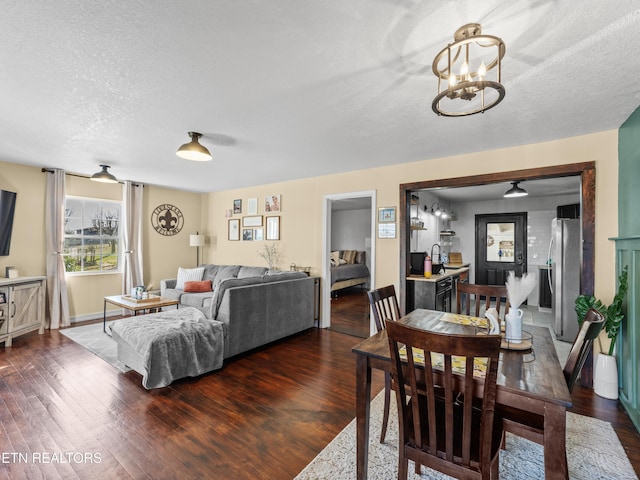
[
  {"xmin": 504, "ymin": 181, "xmax": 528, "ymax": 198},
  {"xmin": 176, "ymin": 132, "xmax": 212, "ymax": 161},
  {"xmin": 432, "ymin": 23, "xmax": 506, "ymax": 117},
  {"xmin": 90, "ymin": 164, "xmax": 118, "ymax": 183}
]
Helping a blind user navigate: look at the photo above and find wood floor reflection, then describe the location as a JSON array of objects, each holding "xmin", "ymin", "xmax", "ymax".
[{"xmin": 329, "ymin": 286, "xmax": 370, "ymax": 338}]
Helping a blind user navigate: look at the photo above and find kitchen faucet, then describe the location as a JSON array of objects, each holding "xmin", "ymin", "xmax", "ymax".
[{"xmin": 431, "ymin": 243, "xmax": 441, "ymax": 263}]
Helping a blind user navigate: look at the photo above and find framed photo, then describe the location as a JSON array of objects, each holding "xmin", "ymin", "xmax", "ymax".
[
  {"xmin": 266, "ymin": 216, "xmax": 280, "ymax": 240},
  {"xmin": 242, "ymin": 228, "xmax": 254, "ymax": 241},
  {"xmin": 242, "ymin": 215, "xmax": 263, "ymax": 227},
  {"xmin": 253, "ymin": 228, "xmax": 264, "ymax": 241},
  {"xmin": 225, "ymin": 209, "xmax": 233, "ymax": 218},
  {"xmin": 378, "ymin": 222, "xmax": 396, "ymax": 239},
  {"xmin": 265, "ymin": 194, "xmax": 281, "ymax": 213},
  {"xmin": 233, "ymin": 199, "xmax": 242, "ymax": 214},
  {"xmin": 378, "ymin": 207, "xmax": 396, "ymax": 223},
  {"xmin": 247, "ymin": 197, "xmax": 258, "ymax": 215},
  {"xmin": 228, "ymin": 219, "xmax": 240, "ymax": 241},
  {"xmin": 0, "ymin": 292, "xmax": 5, "ymax": 304}
]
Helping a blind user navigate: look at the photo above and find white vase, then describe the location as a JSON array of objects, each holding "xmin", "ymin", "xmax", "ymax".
[
  {"xmin": 505, "ymin": 309, "xmax": 524, "ymax": 343},
  {"xmin": 594, "ymin": 353, "xmax": 618, "ymax": 400}
]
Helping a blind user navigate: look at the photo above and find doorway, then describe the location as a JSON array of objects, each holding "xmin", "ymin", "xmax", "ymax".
[
  {"xmin": 321, "ymin": 190, "xmax": 376, "ymax": 336},
  {"xmin": 398, "ymin": 163, "xmax": 596, "ymax": 385},
  {"xmin": 475, "ymin": 212, "xmax": 527, "ymax": 285}
]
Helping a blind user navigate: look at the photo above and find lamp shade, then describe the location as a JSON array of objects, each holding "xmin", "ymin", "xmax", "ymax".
[
  {"xmin": 90, "ymin": 164, "xmax": 118, "ymax": 183},
  {"xmin": 189, "ymin": 234, "xmax": 205, "ymax": 247},
  {"xmin": 177, "ymin": 132, "xmax": 212, "ymax": 161},
  {"xmin": 504, "ymin": 181, "xmax": 528, "ymax": 198}
]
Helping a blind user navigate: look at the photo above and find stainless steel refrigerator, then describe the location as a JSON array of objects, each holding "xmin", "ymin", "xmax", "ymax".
[{"xmin": 548, "ymin": 218, "xmax": 581, "ymax": 342}]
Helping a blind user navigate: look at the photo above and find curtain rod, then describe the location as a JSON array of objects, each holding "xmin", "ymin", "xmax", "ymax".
[{"xmin": 41, "ymin": 168, "xmax": 143, "ymax": 187}]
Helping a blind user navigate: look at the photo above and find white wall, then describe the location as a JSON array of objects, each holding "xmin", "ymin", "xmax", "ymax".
[
  {"xmin": 451, "ymin": 193, "xmax": 580, "ymax": 286},
  {"xmin": 331, "ymin": 207, "xmax": 372, "ymax": 275},
  {"xmin": 409, "ymin": 191, "xmax": 449, "ymax": 260}
]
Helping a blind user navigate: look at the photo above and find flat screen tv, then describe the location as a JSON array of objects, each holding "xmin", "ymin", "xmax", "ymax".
[{"xmin": 0, "ymin": 190, "xmax": 17, "ymax": 256}]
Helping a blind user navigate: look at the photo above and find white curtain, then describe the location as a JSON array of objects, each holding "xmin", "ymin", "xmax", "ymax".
[
  {"xmin": 45, "ymin": 169, "xmax": 70, "ymax": 329},
  {"xmin": 122, "ymin": 181, "xmax": 144, "ymax": 295}
]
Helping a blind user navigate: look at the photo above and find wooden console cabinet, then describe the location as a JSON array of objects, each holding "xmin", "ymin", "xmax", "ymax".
[{"xmin": 0, "ymin": 276, "xmax": 46, "ymax": 346}]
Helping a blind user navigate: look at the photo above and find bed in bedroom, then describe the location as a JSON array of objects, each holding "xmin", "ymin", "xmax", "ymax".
[{"xmin": 330, "ymin": 249, "xmax": 370, "ymax": 293}]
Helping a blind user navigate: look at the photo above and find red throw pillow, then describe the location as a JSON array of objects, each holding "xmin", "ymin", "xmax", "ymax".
[{"xmin": 183, "ymin": 280, "xmax": 213, "ymax": 293}]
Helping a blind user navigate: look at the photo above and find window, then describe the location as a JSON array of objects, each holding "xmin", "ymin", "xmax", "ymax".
[{"xmin": 63, "ymin": 196, "xmax": 121, "ymax": 273}]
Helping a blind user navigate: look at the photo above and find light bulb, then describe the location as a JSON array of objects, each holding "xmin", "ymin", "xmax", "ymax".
[
  {"xmin": 449, "ymin": 73, "xmax": 457, "ymax": 88},
  {"xmin": 460, "ymin": 61, "xmax": 469, "ymax": 76},
  {"xmin": 478, "ymin": 61, "xmax": 487, "ymax": 80}
]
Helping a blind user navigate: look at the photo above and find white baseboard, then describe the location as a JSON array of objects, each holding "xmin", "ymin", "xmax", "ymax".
[{"xmin": 70, "ymin": 310, "xmax": 120, "ymax": 325}]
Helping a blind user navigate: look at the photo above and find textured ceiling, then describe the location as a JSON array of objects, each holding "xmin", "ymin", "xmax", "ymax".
[{"xmin": 1, "ymin": 1, "xmax": 639, "ymax": 193}]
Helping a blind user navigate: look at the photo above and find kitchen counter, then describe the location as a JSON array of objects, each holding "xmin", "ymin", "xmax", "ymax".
[{"xmin": 407, "ymin": 266, "xmax": 469, "ymax": 283}]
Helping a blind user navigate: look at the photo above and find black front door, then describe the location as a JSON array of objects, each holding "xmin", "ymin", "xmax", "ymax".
[{"xmin": 475, "ymin": 212, "xmax": 527, "ymax": 285}]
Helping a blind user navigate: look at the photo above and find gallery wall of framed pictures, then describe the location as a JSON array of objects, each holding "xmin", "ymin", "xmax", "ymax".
[{"xmin": 228, "ymin": 194, "xmax": 281, "ymax": 241}]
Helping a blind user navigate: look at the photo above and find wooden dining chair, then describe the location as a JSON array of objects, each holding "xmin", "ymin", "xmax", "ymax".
[
  {"xmin": 501, "ymin": 308, "xmax": 606, "ymax": 446},
  {"xmin": 367, "ymin": 285, "xmax": 401, "ymax": 444},
  {"xmin": 456, "ymin": 282, "xmax": 510, "ymax": 319},
  {"xmin": 386, "ymin": 321, "xmax": 503, "ymax": 480}
]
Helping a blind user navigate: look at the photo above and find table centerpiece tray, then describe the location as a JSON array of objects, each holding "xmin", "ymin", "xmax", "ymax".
[
  {"xmin": 500, "ymin": 330, "xmax": 533, "ymax": 351},
  {"xmin": 122, "ymin": 294, "xmax": 161, "ymax": 304}
]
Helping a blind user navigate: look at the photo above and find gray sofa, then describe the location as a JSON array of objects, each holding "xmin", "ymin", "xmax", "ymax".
[{"xmin": 160, "ymin": 264, "xmax": 315, "ymax": 358}]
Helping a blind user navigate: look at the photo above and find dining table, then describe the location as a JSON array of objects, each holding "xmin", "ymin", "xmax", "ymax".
[{"xmin": 352, "ymin": 308, "xmax": 573, "ymax": 480}]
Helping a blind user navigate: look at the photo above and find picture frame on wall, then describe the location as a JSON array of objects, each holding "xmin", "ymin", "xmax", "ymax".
[
  {"xmin": 228, "ymin": 219, "xmax": 240, "ymax": 241},
  {"xmin": 242, "ymin": 215, "xmax": 263, "ymax": 227},
  {"xmin": 247, "ymin": 197, "xmax": 258, "ymax": 215},
  {"xmin": 378, "ymin": 207, "xmax": 396, "ymax": 223},
  {"xmin": 378, "ymin": 222, "xmax": 396, "ymax": 238},
  {"xmin": 233, "ymin": 199, "xmax": 242, "ymax": 214},
  {"xmin": 253, "ymin": 228, "xmax": 264, "ymax": 241},
  {"xmin": 266, "ymin": 216, "xmax": 280, "ymax": 240},
  {"xmin": 242, "ymin": 228, "xmax": 253, "ymax": 241},
  {"xmin": 264, "ymin": 194, "xmax": 281, "ymax": 212}
]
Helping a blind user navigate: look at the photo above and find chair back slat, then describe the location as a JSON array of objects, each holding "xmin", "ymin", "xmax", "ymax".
[
  {"xmin": 386, "ymin": 321, "xmax": 502, "ymax": 477},
  {"xmin": 367, "ymin": 285, "xmax": 401, "ymax": 332},
  {"xmin": 564, "ymin": 308, "xmax": 606, "ymax": 391},
  {"xmin": 456, "ymin": 282, "xmax": 510, "ymax": 320}
]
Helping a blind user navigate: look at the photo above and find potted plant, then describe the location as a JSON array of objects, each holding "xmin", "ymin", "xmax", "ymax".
[{"xmin": 574, "ymin": 265, "xmax": 628, "ymax": 399}]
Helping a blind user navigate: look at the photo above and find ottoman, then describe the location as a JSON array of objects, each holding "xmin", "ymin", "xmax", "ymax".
[{"xmin": 110, "ymin": 306, "xmax": 224, "ymax": 389}]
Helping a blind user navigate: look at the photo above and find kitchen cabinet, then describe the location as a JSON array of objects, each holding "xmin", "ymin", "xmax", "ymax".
[
  {"xmin": 406, "ymin": 269, "xmax": 469, "ymax": 313},
  {"xmin": 556, "ymin": 203, "xmax": 580, "ymax": 219},
  {"xmin": 0, "ymin": 276, "xmax": 46, "ymax": 346}
]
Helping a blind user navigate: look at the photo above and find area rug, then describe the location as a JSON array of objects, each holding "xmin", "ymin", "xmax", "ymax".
[
  {"xmin": 295, "ymin": 392, "xmax": 638, "ymax": 480},
  {"xmin": 60, "ymin": 321, "xmax": 131, "ymax": 373}
]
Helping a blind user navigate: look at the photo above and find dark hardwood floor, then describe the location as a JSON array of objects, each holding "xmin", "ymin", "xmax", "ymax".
[
  {"xmin": 0, "ymin": 321, "xmax": 638, "ymax": 479},
  {"xmin": 329, "ymin": 286, "xmax": 370, "ymax": 338}
]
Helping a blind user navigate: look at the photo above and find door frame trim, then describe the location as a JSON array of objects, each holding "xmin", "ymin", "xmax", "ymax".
[
  {"xmin": 399, "ymin": 162, "xmax": 595, "ymax": 314},
  {"xmin": 321, "ymin": 190, "xmax": 377, "ymax": 331}
]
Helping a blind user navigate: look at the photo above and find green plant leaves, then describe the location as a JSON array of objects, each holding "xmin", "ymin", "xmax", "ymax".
[{"xmin": 574, "ymin": 265, "xmax": 628, "ymax": 356}]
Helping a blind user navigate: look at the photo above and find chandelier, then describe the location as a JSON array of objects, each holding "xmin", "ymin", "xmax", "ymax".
[{"xmin": 432, "ymin": 23, "xmax": 506, "ymax": 117}]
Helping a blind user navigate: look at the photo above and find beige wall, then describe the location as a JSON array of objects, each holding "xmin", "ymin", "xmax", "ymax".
[
  {"xmin": 0, "ymin": 128, "xmax": 620, "ymax": 322},
  {"xmin": 143, "ymin": 185, "xmax": 203, "ymax": 290},
  {"xmin": 204, "ymin": 130, "xmax": 619, "ymax": 313},
  {"xmin": 0, "ymin": 162, "xmax": 47, "ymax": 279}
]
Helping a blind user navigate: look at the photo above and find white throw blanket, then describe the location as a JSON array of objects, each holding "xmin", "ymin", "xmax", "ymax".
[{"xmin": 110, "ymin": 307, "xmax": 224, "ymax": 389}]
